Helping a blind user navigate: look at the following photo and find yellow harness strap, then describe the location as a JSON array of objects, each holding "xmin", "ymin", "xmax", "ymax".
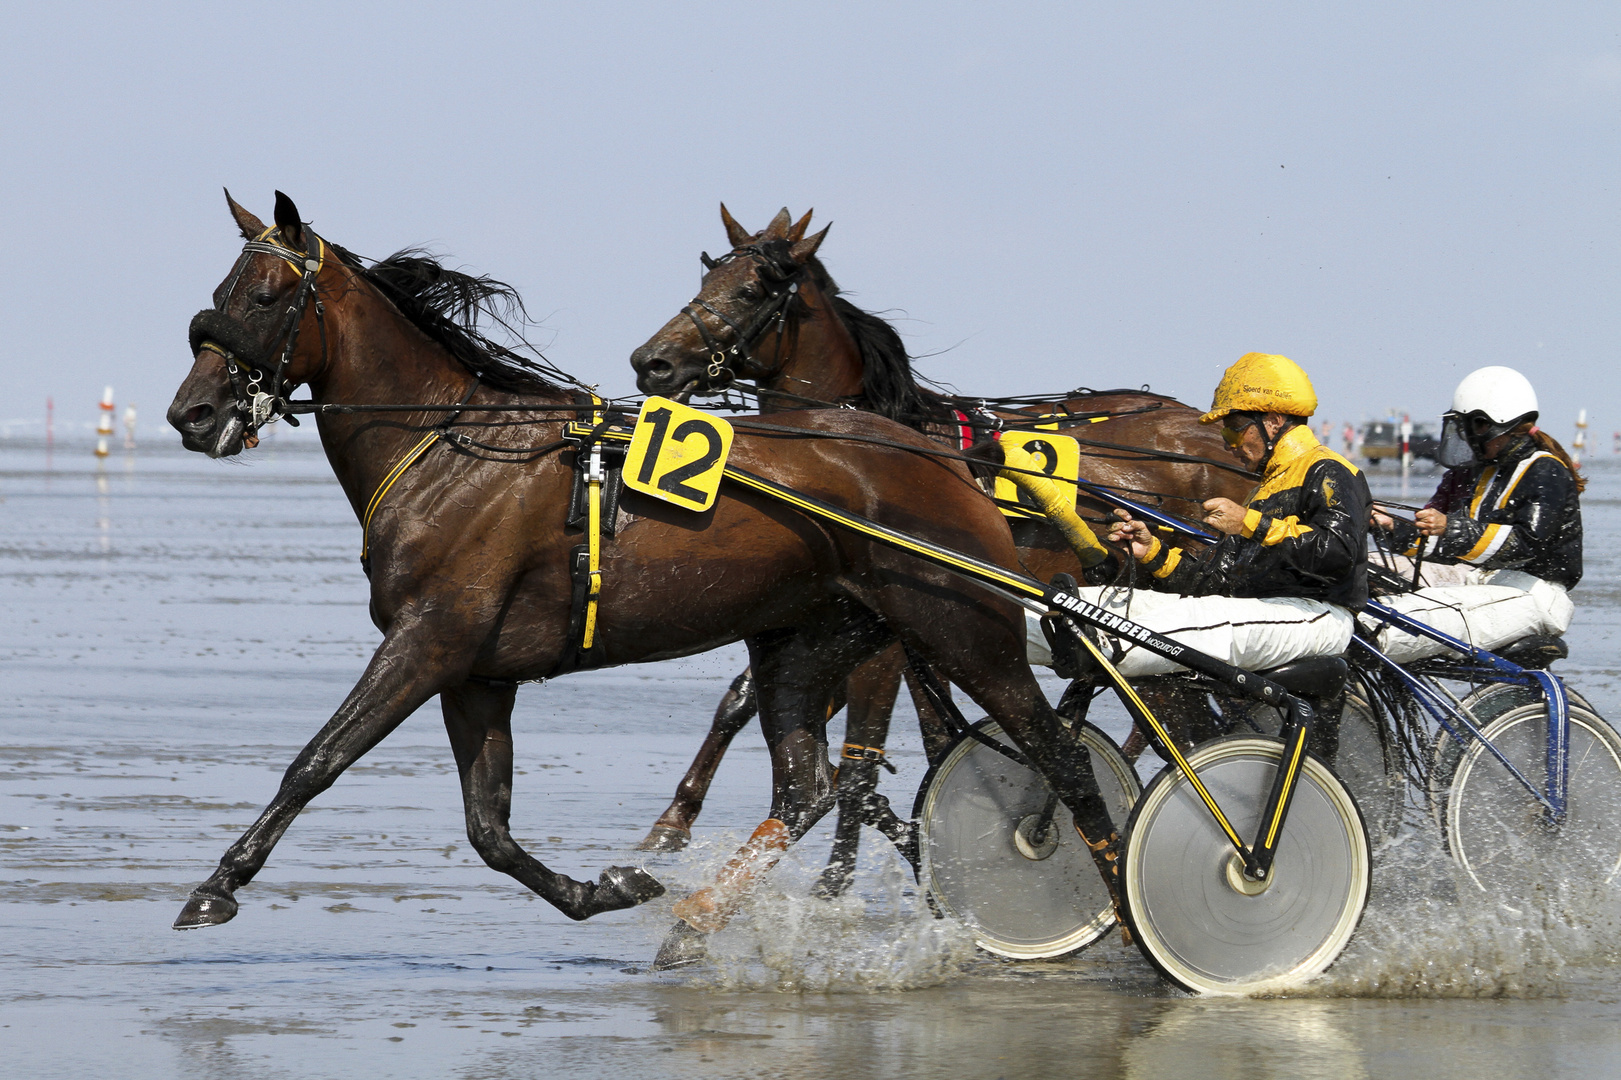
[
  {"xmin": 580, "ymin": 395, "xmax": 605, "ymax": 650},
  {"xmin": 361, "ymin": 431, "xmax": 442, "ymax": 562}
]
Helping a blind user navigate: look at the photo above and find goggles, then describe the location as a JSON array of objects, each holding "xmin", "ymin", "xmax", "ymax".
[{"xmin": 1220, "ymin": 412, "xmax": 1260, "ymax": 449}]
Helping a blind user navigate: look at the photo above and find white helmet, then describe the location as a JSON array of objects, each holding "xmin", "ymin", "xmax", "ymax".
[
  {"xmin": 1450, "ymin": 366, "xmax": 1539, "ymax": 427},
  {"xmin": 1438, "ymin": 366, "xmax": 1540, "ymax": 467}
]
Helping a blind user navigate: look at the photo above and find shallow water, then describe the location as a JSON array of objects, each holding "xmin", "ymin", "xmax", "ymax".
[{"xmin": 3, "ymin": 436, "xmax": 1621, "ymax": 1078}]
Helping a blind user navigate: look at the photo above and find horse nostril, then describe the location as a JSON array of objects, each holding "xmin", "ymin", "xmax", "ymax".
[
  {"xmin": 645, "ymin": 359, "xmax": 673, "ymax": 381},
  {"xmin": 184, "ymin": 403, "xmax": 215, "ymax": 430}
]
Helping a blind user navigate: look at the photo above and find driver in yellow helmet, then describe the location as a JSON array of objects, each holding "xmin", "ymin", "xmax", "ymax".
[{"xmin": 1034, "ymin": 353, "xmax": 1370, "ymax": 696}]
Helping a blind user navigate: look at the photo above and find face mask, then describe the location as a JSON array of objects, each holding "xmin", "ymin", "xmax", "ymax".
[{"xmin": 1438, "ymin": 414, "xmax": 1478, "ymax": 468}]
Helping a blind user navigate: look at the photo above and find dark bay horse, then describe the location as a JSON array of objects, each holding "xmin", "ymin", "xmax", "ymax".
[
  {"xmin": 629, "ymin": 205, "xmax": 1256, "ymax": 857},
  {"xmin": 166, "ymin": 192, "xmax": 1119, "ymax": 963}
]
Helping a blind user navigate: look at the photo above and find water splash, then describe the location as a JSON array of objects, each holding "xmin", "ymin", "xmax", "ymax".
[
  {"xmin": 1283, "ymin": 827, "xmax": 1621, "ymax": 998},
  {"xmin": 646, "ymin": 830, "xmax": 976, "ymax": 993}
]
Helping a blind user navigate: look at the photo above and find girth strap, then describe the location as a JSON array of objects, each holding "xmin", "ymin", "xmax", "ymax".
[{"xmin": 580, "ymin": 394, "xmax": 606, "ymax": 650}]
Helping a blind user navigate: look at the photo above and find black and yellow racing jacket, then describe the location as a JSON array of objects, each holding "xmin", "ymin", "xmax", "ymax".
[
  {"xmin": 1386, "ymin": 435, "xmax": 1582, "ymax": 588},
  {"xmin": 1138, "ymin": 424, "xmax": 1370, "ymax": 608}
]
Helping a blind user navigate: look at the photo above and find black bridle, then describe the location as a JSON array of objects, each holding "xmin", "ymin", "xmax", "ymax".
[
  {"xmin": 188, "ymin": 225, "xmax": 328, "ymax": 438},
  {"xmin": 682, "ymin": 244, "xmax": 809, "ymax": 390}
]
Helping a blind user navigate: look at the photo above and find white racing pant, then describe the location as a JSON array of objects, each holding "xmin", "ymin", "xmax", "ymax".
[
  {"xmin": 1370, "ymin": 568, "xmax": 1573, "ymax": 663},
  {"xmin": 1025, "ymin": 588, "xmax": 1355, "ymax": 678}
]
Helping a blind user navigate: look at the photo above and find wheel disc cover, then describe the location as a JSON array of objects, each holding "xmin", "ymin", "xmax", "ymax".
[
  {"xmin": 1124, "ymin": 738, "xmax": 1370, "ymax": 994},
  {"xmin": 918, "ymin": 722, "xmax": 1139, "ymax": 958}
]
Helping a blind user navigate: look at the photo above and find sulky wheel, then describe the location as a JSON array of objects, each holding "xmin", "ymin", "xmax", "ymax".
[
  {"xmin": 1432, "ymin": 700, "xmax": 1621, "ymax": 894},
  {"xmin": 1237, "ymin": 685, "xmax": 1405, "ymax": 848},
  {"xmin": 1122, "ymin": 735, "xmax": 1370, "ymax": 995},
  {"xmin": 1330, "ymin": 689, "xmax": 1407, "ymax": 847},
  {"xmin": 1428, "ymin": 683, "xmax": 1594, "ymax": 830},
  {"xmin": 914, "ymin": 719, "xmax": 1140, "ymax": 959},
  {"xmin": 1426, "ymin": 683, "xmax": 1588, "ymax": 832}
]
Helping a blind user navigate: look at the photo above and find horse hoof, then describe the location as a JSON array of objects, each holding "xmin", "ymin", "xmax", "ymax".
[
  {"xmin": 595, "ymin": 866, "xmax": 666, "ymax": 912},
  {"xmin": 173, "ymin": 891, "xmax": 237, "ymax": 930},
  {"xmin": 811, "ymin": 867, "xmax": 853, "ymax": 901},
  {"xmin": 635, "ymin": 825, "xmax": 691, "ymax": 852},
  {"xmin": 652, "ymin": 920, "xmax": 709, "ymax": 970}
]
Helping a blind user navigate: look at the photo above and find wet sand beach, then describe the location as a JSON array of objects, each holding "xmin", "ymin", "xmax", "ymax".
[{"xmin": 4, "ymin": 435, "xmax": 1621, "ymax": 1078}]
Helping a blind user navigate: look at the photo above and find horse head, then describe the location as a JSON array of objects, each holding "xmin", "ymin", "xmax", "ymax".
[
  {"xmin": 631, "ymin": 204, "xmax": 835, "ymax": 399},
  {"xmin": 169, "ymin": 190, "xmax": 338, "ymax": 457}
]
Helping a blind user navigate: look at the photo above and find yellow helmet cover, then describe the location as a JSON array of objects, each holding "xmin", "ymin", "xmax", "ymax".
[{"xmin": 1201, "ymin": 352, "xmax": 1318, "ymax": 424}]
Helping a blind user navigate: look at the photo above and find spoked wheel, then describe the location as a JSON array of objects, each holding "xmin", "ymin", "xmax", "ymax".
[
  {"xmin": 1331, "ymin": 690, "xmax": 1407, "ymax": 846},
  {"xmin": 1432, "ymin": 700, "xmax": 1621, "ymax": 893},
  {"xmin": 1122, "ymin": 736, "xmax": 1370, "ymax": 995},
  {"xmin": 915, "ymin": 719, "xmax": 1140, "ymax": 959},
  {"xmin": 1427, "ymin": 684, "xmax": 1594, "ymax": 827}
]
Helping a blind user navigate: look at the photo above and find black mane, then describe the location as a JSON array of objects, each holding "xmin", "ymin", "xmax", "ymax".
[
  {"xmin": 743, "ymin": 241, "xmax": 944, "ymax": 423},
  {"xmin": 827, "ymin": 296, "xmax": 951, "ymax": 423},
  {"xmin": 343, "ymin": 246, "xmax": 565, "ymax": 394}
]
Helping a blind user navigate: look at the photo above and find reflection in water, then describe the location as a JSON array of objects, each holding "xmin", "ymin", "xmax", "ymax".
[
  {"xmin": 1126, "ymin": 1000, "xmax": 1369, "ymax": 1080},
  {"xmin": 95, "ymin": 464, "xmax": 110, "ymax": 552}
]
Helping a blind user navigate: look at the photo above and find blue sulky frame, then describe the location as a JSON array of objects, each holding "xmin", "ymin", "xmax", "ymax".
[
  {"xmin": 1355, "ymin": 601, "xmax": 1569, "ymax": 821},
  {"xmin": 1096, "ymin": 487, "xmax": 1571, "ymax": 821}
]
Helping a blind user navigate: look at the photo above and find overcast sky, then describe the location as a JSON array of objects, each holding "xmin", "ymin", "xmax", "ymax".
[{"xmin": 3, "ymin": 3, "xmax": 1615, "ymax": 443}]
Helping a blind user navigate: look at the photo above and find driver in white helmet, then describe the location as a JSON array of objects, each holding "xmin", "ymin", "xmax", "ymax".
[{"xmin": 1370, "ymin": 365, "xmax": 1583, "ymax": 661}]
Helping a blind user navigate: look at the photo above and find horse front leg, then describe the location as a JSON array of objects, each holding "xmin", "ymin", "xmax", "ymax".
[
  {"xmin": 636, "ymin": 668, "xmax": 758, "ymax": 852},
  {"xmin": 814, "ymin": 642, "xmax": 915, "ymax": 899},
  {"xmin": 653, "ymin": 617, "xmax": 881, "ymax": 969},
  {"xmin": 173, "ymin": 623, "xmax": 458, "ymax": 929},
  {"xmin": 443, "ymin": 680, "xmax": 664, "ymax": 919}
]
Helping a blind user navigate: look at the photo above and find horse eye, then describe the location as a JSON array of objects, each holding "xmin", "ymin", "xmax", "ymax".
[{"xmin": 251, "ymin": 290, "xmax": 277, "ymax": 307}]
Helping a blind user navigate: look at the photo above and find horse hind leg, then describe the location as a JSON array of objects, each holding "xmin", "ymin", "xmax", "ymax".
[
  {"xmin": 637, "ymin": 668, "xmax": 759, "ymax": 852},
  {"xmin": 881, "ymin": 590, "xmax": 1126, "ymax": 909},
  {"xmin": 442, "ymin": 681, "xmax": 664, "ymax": 920}
]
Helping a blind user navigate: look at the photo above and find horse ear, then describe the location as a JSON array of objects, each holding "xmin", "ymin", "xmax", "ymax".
[
  {"xmin": 720, "ymin": 203, "xmax": 752, "ymax": 248},
  {"xmin": 789, "ymin": 223, "xmax": 830, "ymax": 263},
  {"xmin": 273, "ymin": 190, "xmax": 306, "ymax": 249},
  {"xmin": 763, "ymin": 207, "xmax": 792, "ymax": 240},
  {"xmin": 786, "ymin": 209, "xmax": 814, "ymax": 242},
  {"xmin": 224, "ymin": 188, "xmax": 266, "ymax": 240}
]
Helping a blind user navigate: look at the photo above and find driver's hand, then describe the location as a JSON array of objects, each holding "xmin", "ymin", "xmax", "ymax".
[
  {"xmin": 1415, "ymin": 508, "xmax": 1447, "ymax": 537},
  {"xmin": 1202, "ymin": 497, "xmax": 1249, "ymax": 536}
]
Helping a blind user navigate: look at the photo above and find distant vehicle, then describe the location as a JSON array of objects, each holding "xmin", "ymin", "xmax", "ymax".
[{"xmin": 1360, "ymin": 420, "xmax": 1439, "ymax": 465}]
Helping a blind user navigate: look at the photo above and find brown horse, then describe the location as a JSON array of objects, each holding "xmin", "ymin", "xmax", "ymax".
[
  {"xmin": 165, "ymin": 192, "xmax": 1120, "ymax": 965},
  {"xmin": 629, "ymin": 205, "xmax": 1256, "ymax": 862}
]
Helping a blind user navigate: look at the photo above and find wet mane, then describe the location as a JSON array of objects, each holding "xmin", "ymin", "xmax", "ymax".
[
  {"xmin": 826, "ymin": 296, "xmax": 953, "ymax": 423},
  {"xmin": 342, "ymin": 246, "xmax": 564, "ymax": 394},
  {"xmin": 753, "ymin": 239, "xmax": 951, "ymax": 424}
]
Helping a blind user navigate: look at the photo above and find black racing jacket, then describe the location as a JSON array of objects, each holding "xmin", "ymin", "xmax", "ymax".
[
  {"xmin": 1139, "ymin": 425, "xmax": 1370, "ymax": 608},
  {"xmin": 1386, "ymin": 435, "xmax": 1583, "ymax": 588}
]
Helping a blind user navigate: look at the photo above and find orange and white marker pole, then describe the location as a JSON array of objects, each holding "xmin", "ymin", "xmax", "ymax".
[{"xmin": 95, "ymin": 386, "xmax": 115, "ymax": 458}]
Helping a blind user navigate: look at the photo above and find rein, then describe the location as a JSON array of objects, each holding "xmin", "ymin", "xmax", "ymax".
[{"xmin": 674, "ymin": 243, "xmax": 1257, "ymax": 481}]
